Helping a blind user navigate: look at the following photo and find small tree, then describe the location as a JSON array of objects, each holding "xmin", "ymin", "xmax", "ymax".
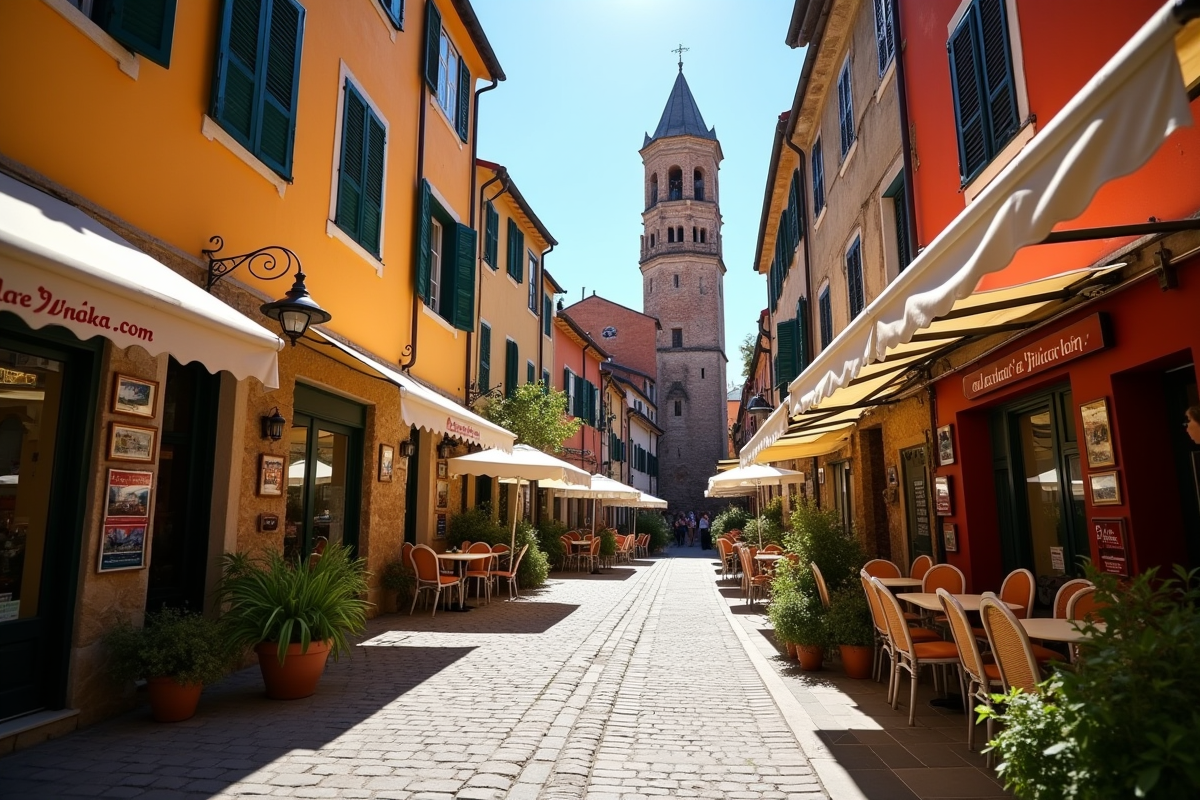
[
  {"xmin": 738, "ymin": 332, "xmax": 756, "ymax": 383},
  {"xmin": 482, "ymin": 383, "xmax": 582, "ymax": 453}
]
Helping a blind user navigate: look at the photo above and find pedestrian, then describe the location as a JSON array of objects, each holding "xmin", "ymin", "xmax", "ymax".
[
  {"xmin": 1186, "ymin": 404, "xmax": 1200, "ymax": 445},
  {"xmin": 699, "ymin": 512, "xmax": 712, "ymax": 550},
  {"xmin": 687, "ymin": 511, "xmax": 697, "ymax": 546},
  {"xmin": 673, "ymin": 513, "xmax": 687, "ymax": 547}
]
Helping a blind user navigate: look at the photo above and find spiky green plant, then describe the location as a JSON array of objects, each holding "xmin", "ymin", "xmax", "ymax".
[{"xmin": 216, "ymin": 542, "xmax": 370, "ymax": 664}]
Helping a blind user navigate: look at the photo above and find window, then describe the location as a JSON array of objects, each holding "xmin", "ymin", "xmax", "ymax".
[
  {"xmin": 335, "ymin": 79, "xmax": 387, "ymax": 257},
  {"xmin": 69, "ymin": 0, "xmax": 178, "ymax": 66},
  {"xmin": 700, "ymin": 228, "xmax": 706, "ymax": 243},
  {"xmin": 774, "ymin": 298, "xmax": 810, "ymax": 392},
  {"xmin": 873, "ymin": 0, "xmax": 895, "ymax": 75},
  {"xmin": 505, "ymin": 339, "xmax": 518, "ymax": 397},
  {"xmin": 671, "ymin": 328, "xmax": 683, "ymax": 348},
  {"xmin": 701, "ymin": 368, "xmax": 705, "ymax": 379},
  {"xmin": 884, "ymin": 171, "xmax": 912, "ymax": 271},
  {"xmin": 673, "ymin": 274, "xmax": 679, "ymax": 288},
  {"xmin": 543, "ymin": 295, "xmax": 552, "ymax": 336},
  {"xmin": 648, "ymin": 278, "xmax": 653, "ymax": 294},
  {"xmin": 423, "ymin": 1, "xmax": 470, "ymax": 141},
  {"xmin": 668, "ymin": 167, "xmax": 683, "ymax": 200},
  {"xmin": 483, "ymin": 200, "xmax": 498, "ymax": 268},
  {"xmin": 211, "ymin": 0, "xmax": 305, "ymax": 179},
  {"xmin": 650, "ymin": 173, "xmax": 659, "ymax": 207},
  {"xmin": 668, "ymin": 227, "xmax": 675, "ymax": 244},
  {"xmin": 478, "ymin": 322, "xmax": 491, "ymax": 390},
  {"xmin": 506, "ymin": 218, "xmax": 525, "ymax": 282},
  {"xmin": 650, "ymin": 233, "xmax": 656, "ymax": 247},
  {"xmin": 563, "ymin": 368, "xmax": 576, "ymax": 414},
  {"xmin": 676, "ymin": 226, "xmax": 683, "ymax": 242},
  {"xmin": 674, "ymin": 400, "xmax": 682, "ymax": 416},
  {"xmin": 378, "ymin": 0, "xmax": 403, "ymax": 28},
  {"xmin": 542, "ymin": 368, "xmax": 550, "ymax": 389},
  {"xmin": 527, "ymin": 361, "xmax": 535, "ymax": 385},
  {"xmin": 416, "ymin": 179, "xmax": 476, "ymax": 330},
  {"xmin": 812, "ymin": 138, "xmax": 826, "ymax": 213},
  {"xmin": 837, "ymin": 56, "xmax": 855, "ymax": 157},
  {"xmin": 693, "ymin": 168, "xmax": 705, "ymax": 200},
  {"xmin": 846, "ymin": 236, "xmax": 865, "ymax": 320},
  {"xmin": 692, "ymin": 226, "xmax": 698, "ymax": 242},
  {"xmin": 948, "ymin": 0, "xmax": 1020, "ymax": 185},
  {"xmin": 528, "ymin": 253, "xmax": 539, "ymax": 311},
  {"xmin": 819, "ymin": 286, "xmax": 833, "ymax": 349}
]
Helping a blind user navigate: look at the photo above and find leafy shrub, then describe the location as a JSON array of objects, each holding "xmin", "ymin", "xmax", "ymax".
[
  {"xmin": 981, "ymin": 566, "xmax": 1200, "ymax": 799},
  {"xmin": 105, "ymin": 607, "xmax": 231, "ymax": 685},
  {"xmin": 380, "ymin": 558, "xmax": 416, "ymax": 600},
  {"xmin": 447, "ymin": 507, "xmax": 505, "ymax": 547},
  {"xmin": 636, "ymin": 512, "xmax": 671, "ymax": 554},
  {"xmin": 216, "ymin": 542, "xmax": 369, "ymax": 664},
  {"xmin": 743, "ymin": 515, "xmax": 784, "ymax": 547},
  {"xmin": 537, "ymin": 517, "xmax": 568, "ymax": 570},
  {"xmin": 768, "ymin": 561, "xmax": 829, "ymax": 648},
  {"xmin": 826, "ymin": 585, "xmax": 874, "ymax": 647},
  {"xmin": 785, "ymin": 500, "xmax": 866, "ymax": 598},
  {"xmin": 710, "ymin": 504, "xmax": 751, "ymax": 538},
  {"xmin": 516, "ymin": 520, "xmax": 550, "ymax": 588},
  {"xmin": 447, "ymin": 509, "xmax": 550, "ymax": 589}
]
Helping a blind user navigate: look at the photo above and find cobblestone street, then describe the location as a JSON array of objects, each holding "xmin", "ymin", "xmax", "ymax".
[{"xmin": 0, "ymin": 553, "xmax": 827, "ymax": 800}]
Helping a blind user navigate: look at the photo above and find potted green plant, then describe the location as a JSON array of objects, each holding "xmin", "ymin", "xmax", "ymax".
[
  {"xmin": 379, "ymin": 558, "xmax": 416, "ymax": 613},
  {"xmin": 768, "ymin": 561, "xmax": 829, "ymax": 670},
  {"xmin": 104, "ymin": 607, "xmax": 231, "ymax": 722},
  {"xmin": 599, "ymin": 529, "xmax": 617, "ymax": 567},
  {"xmin": 827, "ymin": 585, "xmax": 875, "ymax": 679},
  {"xmin": 216, "ymin": 541, "xmax": 369, "ymax": 700}
]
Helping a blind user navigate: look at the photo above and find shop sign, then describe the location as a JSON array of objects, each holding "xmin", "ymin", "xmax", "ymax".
[
  {"xmin": 1093, "ymin": 517, "xmax": 1129, "ymax": 577},
  {"xmin": 963, "ymin": 313, "xmax": 1109, "ymax": 400}
]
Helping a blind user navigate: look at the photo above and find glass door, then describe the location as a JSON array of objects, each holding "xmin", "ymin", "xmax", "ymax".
[
  {"xmin": 1015, "ymin": 406, "xmax": 1064, "ymax": 580},
  {"xmin": 285, "ymin": 412, "xmax": 360, "ymax": 560}
]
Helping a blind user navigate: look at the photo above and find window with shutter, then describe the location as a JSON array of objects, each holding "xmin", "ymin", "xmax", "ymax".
[
  {"xmin": 542, "ymin": 369, "xmax": 550, "ymax": 391},
  {"xmin": 527, "ymin": 361, "xmax": 535, "ymax": 385},
  {"xmin": 483, "ymin": 201, "xmax": 498, "ymax": 268},
  {"xmin": 452, "ymin": 223, "xmax": 476, "ymax": 331},
  {"xmin": 335, "ymin": 80, "xmax": 387, "ymax": 257},
  {"xmin": 456, "ymin": 60, "xmax": 471, "ymax": 141},
  {"xmin": 819, "ymin": 286, "xmax": 833, "ymax": 349},
  {"xmin": 796, "ymin": 296, "xmax": 811, "ymax": 374},
  {"xmin": 506, "ymin": 219, "xmax": 524, "ymax": 282},
  {"xmin": 505, "ymin": 340, "xmax": 518, "ymax": 397},
  {"xmin": 378, "ymin": 0, "xmax": 403, "ymax": 28},
  {"xmin": 775, "ymin": 319, "xmax": 797, "ymax": 392},
  {"xmin": 211, "ymin": 0, "xmax": 304, "ymax": 180},
  {"xmin": 104, "ymin": 0, "xmax": 178, "ymax": 67},
  {"xmin": 528, "ymin": 254, "xmax": 538, "ymax": 311},
  {"xmin": 873, "ymin": 0, "xmax": 895, "ymax": 75},
  {"xmin": 423, "ymin": 0, "xmax": 440, "ymax": 88},
  {"xmin": 847, "ymin": 237, "xmax": 865, "ymax": 320},
  {"xmin": 884, "ymin": 172, "xmax": 912, "ymax": 271},
  {"xmin": 838, "ymin": 58, "xmax": 855, "ymax": 157},
  {"xmin": 948, "ymin": 0, "xmax": 1019, "ymax": 185},
  {"xmin": 542, "ymin": 295, "xmax": 552, "ymax": 336},
  {"xmin": 415, "ymin": 179, "xmax": 432, "ymax": 301},
  {"xmin": 478, "ymin": 323, "xmax": 491, "ymax": 391},
  {"xmin": 812, "ymin": 138, "xmax": 825, "ymax": 212}
]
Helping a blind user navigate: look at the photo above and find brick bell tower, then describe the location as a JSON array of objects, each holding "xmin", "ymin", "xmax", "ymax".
[{"xmin": 639, "ymin": 62, "xmax": 727, "ymax": 513}]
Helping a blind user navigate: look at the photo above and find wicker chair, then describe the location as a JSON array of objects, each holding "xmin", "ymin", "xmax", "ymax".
[
  {"xmin": 810, "ymin": 561, "xmax": 831, "ymax": 609},
  {"xmin": 973, "ymin": 568, "xmax": 1061, "ymax": 663},
  {"xmin": 1053, "ymin": 578, "xmax": 1093, "ymax": 619},
  {"xmin": 939, "ymin": 589, "xmax": 1003, "ymax": 755},
  {"xmin": 872, "ymin": 577, "xmax": 960, "ymax": 724},
  {"xmin": 909, "ymin": 554, "xmax": 934, "ymax": 580},
  {"xmin": 979, "ymin": 592, "xmax": 1042, "ymax": 693},
  {"xmin": 715, "ymin": 537, "xmax": 736, "ymax": 580},
  {"xmin": 922, "ymin": 563, "xmax": 965, "ymax": 594},
  {"xmin": 863, "ymin": 559, "xmax": 902, "ymax": 579},
  {"xmin": 490, "ymin": 544, "xmax": 529, "ymax": 600},
  {"xmin": 738, "ymin": 546, "xmax": 771, "ymax": 605},
  {"xmin": 861, "ymin": 570, "xmax": 940, "ymax": 685},
  {"xmin": 1066, "ymin": 586, "xmax": 1103, "ymax": 621}
]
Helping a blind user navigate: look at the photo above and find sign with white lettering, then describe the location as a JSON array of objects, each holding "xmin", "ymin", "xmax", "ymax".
[
  {"xmin": 1093, "ymin": 517, "xmax": 1129, "ymax": 577},
  {"xmin": 962, "ymin": 314, "xmax": 1109, "ymax": 400}
]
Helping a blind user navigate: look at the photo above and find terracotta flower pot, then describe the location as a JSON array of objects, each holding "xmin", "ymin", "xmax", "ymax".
[
  {"xmin": 254, "ymin": 640, "xmax": 332, "ymax": 700},
  {"xmin": 839, "ymin": 644, "xmax": 874, "ymax": 679},
  {"xmin": 785, "ymin": 642, "xmax": 797, "ymax": 659},
  {"xmin": 146, "ymin": 677, "xmax": 203, "ymax": 722},
  {"xmin": 796, "ymin": 645, "xmax": 824, "ymax": 671}
]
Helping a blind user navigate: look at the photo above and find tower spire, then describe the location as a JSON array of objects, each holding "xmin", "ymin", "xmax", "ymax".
[{"xmin": 672, "ymin": 43, "xmax": 689, "ymax": 72}]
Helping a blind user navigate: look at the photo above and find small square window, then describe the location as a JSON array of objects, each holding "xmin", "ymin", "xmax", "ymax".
[{"xmin": 671, "ymin": 328, "xmax": 683, "ymax": 348}]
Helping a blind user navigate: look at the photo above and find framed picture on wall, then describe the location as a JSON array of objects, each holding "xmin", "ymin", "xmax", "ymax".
[
  {"xmin": 258, "ymin": 454, "xmax": 284, "ymax": 496},
  {"xmin": 1079, "ymin": 398, "xmax": 1116, "ymax": 468},
  {"xmin": 436, "ymin": 479, "xmax": 449, "ymax": 510},
  {"xmin": 1089, "ymin": 470, "xmax": 1121, "ymax": 505},
  {"xmin": 108, "ymin": 423, "xmax": 156, "ymax": 463},
  {"xmin": 378, "ymin": 444, "xmax": 394, "ymax": 482},
  {"xmin": 942, "ymin": 523, "xmax": 958, "ymax": 553},
  {"xmin": 936, "ymin": 424, "xmax": 955, "ymax": 466},
  {"xmin": 437, "ymin": 460, "xmax": 448, "ymax": 479},
  {"xmin": 934, "ymin": 475, "xmax": 953, "ymax": 515},
  {"xmin": 111, "ymin": 374, "xmax": 158, "ymax": 418}
]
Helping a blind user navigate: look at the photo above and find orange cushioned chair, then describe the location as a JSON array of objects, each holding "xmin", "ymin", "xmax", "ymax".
[
  {"xmin": 863, "ymin": 559, "xmax": 902, "ymax": 579},
  {"xmin": 873, "ymin": 577, "xmax": 960, "ymax": 725},
  {"xmin": 909, "ymin": 554, "xmax": 933, "ymax": 581},
  {"xmin": 979, "ymin": 592, "xmax": 1043, "ymax": 693}
]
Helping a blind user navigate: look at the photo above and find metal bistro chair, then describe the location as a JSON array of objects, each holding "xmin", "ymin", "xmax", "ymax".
[
  {"xmin": 873, "ymin": 577, "xmax": 959, "ymax": 725},
  {"xmin": 491, "ymin": 544, "xmax": 530, "ymax": 600},
  {"xmin": 939, "ymin": 588, "xmax": 1003, "ymax": 757},
  {"xmin": 464, "ymin": 542, "xmax": 495, "ymax": 604},
  {"xmin": 715, "ymin": 537, "xmax": 736, "ymax": 580},
  {"xmin": 409, "ymin": 544, "xmax": 462, "ymax": 616}
]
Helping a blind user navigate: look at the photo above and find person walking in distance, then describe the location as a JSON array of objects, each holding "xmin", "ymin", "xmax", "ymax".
[
  {"xmin": 673, "ymin": 513, "xmax": 687, "ymax": 547},
  {"xmin": 687, "ymin": 511, "xmax": 697, "ymax": 546},
  {"xmin": 698, "ymin": 512, "xmax": 712, "ymax": 550}
]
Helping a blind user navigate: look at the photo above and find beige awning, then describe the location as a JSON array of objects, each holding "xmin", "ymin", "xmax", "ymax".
[{"xmin": 0, "ymin": 173, "xmax": 283, "ymax": 387}]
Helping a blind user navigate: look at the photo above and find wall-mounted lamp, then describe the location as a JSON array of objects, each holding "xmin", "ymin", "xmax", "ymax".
[
  {"xmin": 261, "ymin": 407, "xmax": 286, "ymax": 440},
  {"xmin": 203, "ymin": 235, "xmax": 332, "ymax": 346},
  {"xmin": 437, "ymin": 436, "xmax": 455, "ymax": 460},
  {"xmin": 746, "ymin": 393, "xmax": 774, "ymax": 422},
  {"xmin": 399, "ymin": 439, "xmax": 417, "ymax": 459}
]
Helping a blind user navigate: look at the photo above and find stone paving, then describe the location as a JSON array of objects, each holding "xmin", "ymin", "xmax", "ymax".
[{"xmin": 0, "ymin": 550, "xmax": 828, "ymax": 800}]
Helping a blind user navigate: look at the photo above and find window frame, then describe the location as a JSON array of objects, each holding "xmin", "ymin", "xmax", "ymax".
[
  {"xmin": 811, "ymin": 137, "xmax": 826, "ymax": 214},
  {"xmin": 837, "ymin": 54, "xmax": 855, "ymax": 158},
  {"xmin": 436, "ymin": 29, "xmax": 459, "ymax": 124},
  {"xmin": 671, "ymin": 328, "xmax": 683, "ymax": 348},
  {"xmin": 527, "ymin": 252, "xmax": 539, "ymax": 313},
  {"xmin": 330, "ymin": 66, "xmax": 390, "ymax": 265},
  {"xmin": 428, "ymin": 217, "xmax": 444, "ymax": 314},
  {"xmin": 377, "ymin": 0, "xmax": 403, "ymax": 29},
  {"xmin": 818, "ymin": 284, "xmax": 833, "ymax": 350},
  {"xmin": 873, "ymin": 0, "xmax": 896, "ymax": 76},
  {"xmin": 845, "ymin": 234, "xmax": 865, "ymax": 320}
]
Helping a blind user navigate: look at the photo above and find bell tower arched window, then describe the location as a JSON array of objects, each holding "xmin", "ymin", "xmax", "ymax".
[
  {"xmin": 649, "ymin": 173, "xmax": 658, "ymax": 207},
  {"xmin": 668, "ymin": 167, "xmax": 683, "ymax": 201},
  {"xmin": 693, "ymin": 168, "xmax": 705, "ymax": 201},
  {"xmin": 667, "ymin": 228, "xmax": 675, "ymax": 243}
]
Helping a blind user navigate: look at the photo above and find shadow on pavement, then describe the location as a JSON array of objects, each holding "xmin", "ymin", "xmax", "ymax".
[{"xmin": 367, "ymin": 602, "xmax": 580, "ymax": 635}]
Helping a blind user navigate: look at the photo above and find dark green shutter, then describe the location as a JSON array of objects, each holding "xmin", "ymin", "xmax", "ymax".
[
  {"xmin": 837, "ymin": 62, "xmax": 854, "ymax": 156},
  {"xmin": 775, "ymin": 319, "xmax": 797, "ymax": 391},
  {"xmin": 527, "ymin": 362, "xmax": 535, "ymax": 384},
  {"xmin": 893, "ymin": 183, "xmax": 911, "ymax": 270},
  {"xmin": 506, "ymin": 219, "xmax": 524, "ymax": 282},
  {"xmin": 212, "ymin": 0, "xmax": 261, "ymax": 149},
  {"xmin": 977, "ymin": 0, "xmax": 1018, "ymax": 151},
  {"xmin": 257, "ymin": 0, "xmax": 304, "ymax": 179},
  {"xmin": 335, "ymin": 83, "xmax": 366, "ymax": 245},
  {"xmin": 483, "ymin": 201, "xmax": 498, "ymax": 267},
  {"xmin": 452, "ymin": 223, "xmax": 476, "ymax": 331},
  {"xmin": 948, "ymin": 5, "xmax": 987, "ymax": 184},
  {"xmin": 105, "ymin": 0, "xmax": 177, "ymax": 67},
  {"xmin": 795, "ymin": 297, "xmax": 810, "ymax": 374},
  {"xmin": 360, "ymin": 113, "xmax": 386, "ymax": 255},
  {"xmin": 415, "ymin": 179, "xmax": 432, "ymax": 301},
  {"xmin": 456, "ymin": 61, "xmax": 470, "ymax": 141},
  {"xmin": 847, "ymin": 238, "xmax": 865, "ymax": 319},
  {"xmin": 505, "ymin": 340, "xmax": 519, "ymax": 397},
  {"xmin": 423, "ymin": 0, "xmax": 441, "ymax": 89},
  {"xmin": 812, "ymin": 139, "xmax": 825, "ymax": 211},
  {"xmin": 478, "ymin": 323, "xmax": 491, "ymax": 391},
  {"xmin": 379, "ymin": 0, "xmax": 403, "ymax": 29},
  {"xmin": 543, "ymin": 295, "xmax": 552, "ymax": 336},
  {"xmin": 819, "ymin": 288, "xmax": 833, "ymax": 349}
]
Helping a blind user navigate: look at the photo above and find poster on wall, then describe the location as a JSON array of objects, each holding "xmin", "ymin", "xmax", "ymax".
[
  {"xmin": 99, "ymin": 469, "xmax": 152, "ymax": 572},
  {"xmin": 1093, "ymin": 517, "xmax": 1129, "ymax": 577},
  {"xmin": 934, "ymin": 476, "xmax": 952, "ymax": 516}
]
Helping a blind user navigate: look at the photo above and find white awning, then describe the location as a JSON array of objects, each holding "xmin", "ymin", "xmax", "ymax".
[
  {"xmin": 0, "ymin": 173, "xmax": 283, "ymax": 387},
  {"xmin": 744, "ymin": 2, "xmax": 1198, "ymax": 465},
  {"xmin": 313, "ymin": 330, "xmax": 515, "ymax": 452}
]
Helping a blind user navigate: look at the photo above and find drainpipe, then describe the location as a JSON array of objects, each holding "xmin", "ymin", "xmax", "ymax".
[
  {"xmin": 580, "ymin": 343, "xmax": 591, "ymax": 465},
  {"xmin": 892, "ymin": 0, "xmax": 920, "ymax": 257},
  {"xmin": 402, "ymin": 68, "xmax": 431, "ymax": 371},
  {"xmin": 537, "ymin": 242, "xmax": 555, "ymax": 376},
  {"xmin": 459, "ymin": 78, "xmax": 500, "ymax": 399},
  {"xmin": 468, "ymin": 169, "xmax": 508, "ymax": 396}
]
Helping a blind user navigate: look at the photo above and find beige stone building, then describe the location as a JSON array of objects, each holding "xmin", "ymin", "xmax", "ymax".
[{"xmin": 640, "ymin": 68, "xmax": 728, "ymax": 513}]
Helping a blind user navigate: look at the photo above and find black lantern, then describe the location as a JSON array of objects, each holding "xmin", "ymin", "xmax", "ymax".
[
  {"xmin": 399, "ymin": 439, "xmax": 417, "ymax": 459},
  {"xmin": 437, "ymin": 436, "xmax": 455, "ymax": 460},
  {"xmin": 261, "ymin": 407, "xmax": 286, "ymax": 440},
  {"xmin": 746, "ymin": 393, "xmax": 774, "ymax": 422},
  {"xmin": 203, "ymin": 236, "xmax": 332, "ymax": 346}
]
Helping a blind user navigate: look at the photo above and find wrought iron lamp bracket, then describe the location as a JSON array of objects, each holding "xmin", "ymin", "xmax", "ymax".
[
  {"xmin": 467, "ymin": 383, "xmax": 504, "ymax": 408},
  {"xmin": 203, "ymin": 235, "xmax": 303, "ymax": 292}
]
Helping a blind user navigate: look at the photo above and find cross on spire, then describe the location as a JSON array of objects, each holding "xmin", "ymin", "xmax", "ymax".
[{"xmin": 672, "ymin": 43, "xmax": 689, "ymax": 72}]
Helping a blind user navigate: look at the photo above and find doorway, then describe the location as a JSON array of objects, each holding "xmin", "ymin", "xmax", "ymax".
[
  {"xmin": 829, "ymin": 460, "xmax": 853, "ymax": 536},
  {"xmin": 900, "ymin": 445, "xmax": 934, "ymax": 565},
  {"xmin": 1164, "ymin": 363, "xmax": 1199, "ymax": 567}
]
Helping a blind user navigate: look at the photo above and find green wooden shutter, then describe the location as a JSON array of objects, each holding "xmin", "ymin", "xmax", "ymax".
[
  {"xmin": 506, "ymin": 218, "xmax": 519, "ymax": 280},
  {"xmin": 335, "ymin": 83, "xmax": 366, "ymax": 244},
  {"xmin": 378, "ymin": 0, "xmax": 403, "ymax": 29},
  {"xmin": 456, "ymin": 61, "xmax": 471, "ymax": 141},
  {"xmin": 360, "ymin": 112, "xmax": 386, "ymax": 255},
  {"xmin": 795, "ymin": 297, "xmax": 811, "ymax": 374},
  {"xmin": 775, "ymin": 319, "xmax": 797, "ymax": 391},
  {"xmin": 105, "ymin": 0, "xmax": 177, "ymax": 67},
  {"xmin": 527, "ymin": 362, "xmax": 535, "ymax": 385},
  {"xmin": 812, "ymin": 139, "xmax": 825, "ymax": 211},
  {"xmin": 819, "ymin": 288, "xmax": 833, "ymax": 348},
  {"xmin": 478, "ymin": 322, "xmax": 491, "ymax": 391},
  {"xmin": 948, "ymin": 5, "xmax": 988, "ymax": 184},
  {"xmin": 977, "ymin": 0, "xmax": 1018, "ymax": 151},
  {"xmin": 847, "ymin": 238, "xmax": 865, "ymax": 319},
  {"xmin": 484, "ymin": 201, "xmax": 498, "ymax": 267},
  {"xmin": 415, "ymin": 179, "xmax": 432, "ymax": 301},
  {"xmin": 211, "ymin": 0, "xmax": 260, "ymax": 149},
  {"xmin": 423, "ymin": 0, "xmax": 441, "ymax": 89},
  {"xmin": 505, "ymin": 340, "xmax": 519, "ymax": 397},
  {"xmin": 256, "ymin": 0, "xmax": 304, "ymax": 179},
  {"xmin": 543, "ymin": 295, "xmax": 552, "ymax": 336},
  {"xmin": 452, "ymin": 223, "xmax": 476, "ymax": 331}
]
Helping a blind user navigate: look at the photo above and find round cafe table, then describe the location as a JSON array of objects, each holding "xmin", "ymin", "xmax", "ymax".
[
  {"xmin": 1019, "ymin": 617, "xmax": 1101, "ymax": 644},
  {"xmin": 435, "ymin": 551, "xmax": 493, "ymax": 611}
]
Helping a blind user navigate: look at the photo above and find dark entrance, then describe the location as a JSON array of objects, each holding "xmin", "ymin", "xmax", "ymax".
[
  {"xmin": 0, "ymin": 316, "xmax": 98, "ymax": 721},
  {"xmin": 146, "ymin": 358, "xmax": 218, "ymax": 613},
  {"xmin": 1163, "ymin": 363, "xmax": 1199, "ymax": 567},
  {"xmin": 900, "ymin": 445, "xmax": 935, "ymax": 565}
]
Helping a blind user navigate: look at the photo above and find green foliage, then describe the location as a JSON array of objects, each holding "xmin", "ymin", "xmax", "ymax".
[
  {"xmin": 380, "ymin": 558, "xmax": 416, "ymax": 597},
  {"xmin": 517, "ymin": 520, "xmax": 550, "ymax": 588},
  {"xmin": 738, "ymin": 332, "xmax": 756, "ymax": 383},
  {"xmin": 599, "ymin": 529, "xmax": 617, "ymax": 557},
  {"xmin": 537, "ymin": 517, "xmax": 568, "ymax": 570},
  {"xmin": 768, "ymin": 562, "xmax": 829, "ymax": 648},
  {"xmin": 981, "ymin": 566, "xmax": 1200, "ymax": 799},
  {"xmin": 635, "ymin": 512, "xmax": 671, "ymax": 554},
  {"xmin": 826, "ymin": 585, "xmax": 874, "ymax": 647},
  {"xmin": 104, "ymin": 607, "xmax": 231, "ymax": 685},
  {"xmin": 784, "ymin": 500, "xmax": 866, "ymax": 599},
  {"xmin": 481, "ymin": 383, "xmax": 582, "ymax": 452},
  {"xmin": 710, "ymin": 505, "xmax": 751, "ymax": 538},
  {"xmin": 744, "ymin": 516, "xmax": 784, "ymax": 547},
  {"xmin": 216, "ymin": 542, "xmax": 370, "ymax": 664},
  {"xmin": 446, "ymin": 509, "xmax": 551, "ymax": 588},
  {"xmin": 447, "ymin": 506, "xmax": 505, "ymax": 546}
]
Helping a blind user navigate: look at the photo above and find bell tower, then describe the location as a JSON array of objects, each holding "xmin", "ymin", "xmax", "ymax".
[{"xmin": 640, "ymin": 64, "xmax": 727, "ymax": 512}]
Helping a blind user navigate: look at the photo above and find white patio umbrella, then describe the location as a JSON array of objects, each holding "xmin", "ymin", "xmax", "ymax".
[
  {"xmin": 705, "ymin": 463, "xmax": 804, "ymax": 547},
  {"xmin": 447, "ymin": 444, "xmax": 590, "ymax": 552},
  {"xmin": 540, "ymin": 473, "xmax": 642, "ymax": 534},
  {"xmin": 632, "ymin": 491, "xmax": 667, "ymax": 510}
]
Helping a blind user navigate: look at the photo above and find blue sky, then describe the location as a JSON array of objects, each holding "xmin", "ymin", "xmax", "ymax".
[{"xmin": 473, "ymin": 0, "xmax": 805, "ymax": 388}]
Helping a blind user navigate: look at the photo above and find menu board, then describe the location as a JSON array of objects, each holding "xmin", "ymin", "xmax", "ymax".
[{"xmin": 1093, "ymin": 517, "xmax": 1128, "ymax": 577}]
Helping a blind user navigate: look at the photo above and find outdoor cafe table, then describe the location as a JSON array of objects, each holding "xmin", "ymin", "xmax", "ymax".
[
  {"xmin": 436, "ymin": 551, "xmax": 493, "ymax": 610},
  {"xmin": 878, "ymin": 577, "xmax": 923, "ymax": 589},
  {"xmin": 900, "ymin": 593, "xmax": 1024, "ymax": 613},
  {"xmin": 568, "ymin": 539, "xmax": 600, "ymax": 573},
  {"xmin": 754, "ymin": 553, "xmax": 784, "ymax": 563},
  {"xmin": 1019, "ymin": 617, "xmax": 1103, "ymax": 644}
]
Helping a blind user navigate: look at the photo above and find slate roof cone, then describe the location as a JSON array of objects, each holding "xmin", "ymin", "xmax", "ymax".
[{"xmin": 644, "ymin": 70, "xmax": 717, "ymax": 146}]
